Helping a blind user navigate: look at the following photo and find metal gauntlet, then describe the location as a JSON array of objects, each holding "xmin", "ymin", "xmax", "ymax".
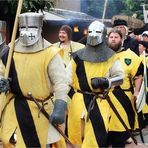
[
  {"xmin": 50, "ymin": 99, "xmax": 67, "ymax": 125},
  {"xmin": 91, "ymin": 77, "xmax": 109, "ymax": 89},
  {"xmin": 0, "ymin": 78, "xmax": 10, "ymax": 93}
]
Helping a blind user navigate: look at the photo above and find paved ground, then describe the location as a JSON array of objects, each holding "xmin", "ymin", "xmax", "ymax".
[
  {"xmin": 0, "ymin": 126, "xmax": 147, "ymax": 147},
  {"xmin": 126, "ymin": 126, "xmax": 148, "ymax": 148}
]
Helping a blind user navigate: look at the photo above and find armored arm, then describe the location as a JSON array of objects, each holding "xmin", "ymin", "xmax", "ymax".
[
  {"xmin": 48, "ymin": 53, "xmax": 68, "ymax": 124},
  {"xmin": 108, "ymin": 59, "xmax": 124, "ymax": 88},
  {"xmin": 91, "ymin": 60, "xmax": 124, "ymax": 89}
]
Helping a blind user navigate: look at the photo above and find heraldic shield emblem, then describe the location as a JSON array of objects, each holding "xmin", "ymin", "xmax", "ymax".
[{"xmin": 124, "ymin": 58, "xmax": 131, "ymax": 65}]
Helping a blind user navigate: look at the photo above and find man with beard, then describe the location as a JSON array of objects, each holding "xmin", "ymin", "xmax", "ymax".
[
  {"xmin": 107, "ymin": 28, "xmax": 143, "ymax": 147},
  {"xmin": 113, "ymin": 19, "xmax": 139, "ymax": 55}
]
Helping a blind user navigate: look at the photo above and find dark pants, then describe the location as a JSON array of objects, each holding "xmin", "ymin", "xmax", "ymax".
[
  {"xmin": 108, "ymin": 131, "xmax": 130, "ymax": 148},
  {"xmin": 143, "ymin": 113, "xmax": 148, "ymax": 127}
]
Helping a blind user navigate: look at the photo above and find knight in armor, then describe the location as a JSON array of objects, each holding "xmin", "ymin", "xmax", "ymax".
[
  {"xmin": 66, "ymin": 21, "xmax": 124, "ymax": 147},
  {"xmin": 0, "ymin": 12, "xmax": 68, "ymax": 147},
  {"xmin": 107, "ymin": 28, "xmax": 143, "ymax": 147}
]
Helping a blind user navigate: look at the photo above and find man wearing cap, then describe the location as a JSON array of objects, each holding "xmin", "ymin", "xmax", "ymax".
[
  {"xmin": 0, "ymin": 12, "xmax": 69, "ymax": 147},
  {"xmin": 54, "ymin": 25, "xmax": 85, "ymax": 66},
  {"xmin": 113, "ymin": 19, "xmax": 139, "ymax": 55}
]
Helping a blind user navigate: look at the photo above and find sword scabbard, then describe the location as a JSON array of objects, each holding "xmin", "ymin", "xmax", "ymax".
[{"xmin": 27, "ymin": 92, "xmax": 75, "ymax": 148}]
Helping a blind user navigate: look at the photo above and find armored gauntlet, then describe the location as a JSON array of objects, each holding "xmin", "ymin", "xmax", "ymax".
[
  {"xmin": 50, "ymin": 99, "xmax": 67, "ymax": 124},
  {"xmin": 0, "ymin": 78, "xmax": 10, "ymax": 93},
  {"xmin": 91, "ymin": 77, "xmax": 109, "ymax": 89}
]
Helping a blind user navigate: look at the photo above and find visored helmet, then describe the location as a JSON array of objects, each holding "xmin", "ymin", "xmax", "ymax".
[
  {"xmin": 19, "ymin": 12, "xmax": 43, "ymax": 46},
  {"xmin": 87, "ymin": 21, "xmax": 106, "ymax": 46}
]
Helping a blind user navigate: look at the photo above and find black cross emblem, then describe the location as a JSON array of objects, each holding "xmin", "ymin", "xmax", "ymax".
[{"xmin": 29, "ymin": 33, "xmax": 35, "ymax": 40}]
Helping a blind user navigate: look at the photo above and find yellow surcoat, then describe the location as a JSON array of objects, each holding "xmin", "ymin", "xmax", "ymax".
[{"xmin": 1, "ymin": 46, "xmax": 64, "ymax": 148}]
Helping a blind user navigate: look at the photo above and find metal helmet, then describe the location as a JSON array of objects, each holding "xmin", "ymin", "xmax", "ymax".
[
  {"xmin": 18, "ymin": 12, "xmax": 43, "ymax": 46},
  {"xmin": 0, "ymin": 20, "xmax": 6, "ymax": 46},
  {"xmin": 87, "ymin": 21, "xmax": 106, "ymax": 46}
]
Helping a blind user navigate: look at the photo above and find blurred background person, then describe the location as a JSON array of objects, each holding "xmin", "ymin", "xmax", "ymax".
[
  {"xmin": 54, "ymin": 25, "xmax": 85, "ymax": 139},
  {"xmin": 138, "ymin": 40, "xmax": 148, "ymax": 128},
  {"xmin": 139, "ymin": 41, "xmax": 148, "ymax": 55},
  {"xmin": 54, "ymin": 25, "xmax": 85, "ymax": 66},
  {"xmin": 141, "ymin": 31, "xmax": 148, "ymax": 43}
]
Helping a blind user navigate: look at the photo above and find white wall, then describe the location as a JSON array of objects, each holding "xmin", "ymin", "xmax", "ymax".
[
  {"xmin": 55, "ymin": 0, "xmax": 81, "ymax": 11},
  {"xmin": 143, "ymin": 10, "xmax": 148, "ymax": 23}
]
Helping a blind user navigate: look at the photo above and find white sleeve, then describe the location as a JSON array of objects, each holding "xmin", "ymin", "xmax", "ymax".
[
  {"xmin": 106, "ymin": 60, "xmax": 124, "ymax": 88},
  {"xmin": 66, "ymin": 61, "xmax": 73, "ymax": 85},
  {"xmin": 48, "ymin": 54, "xmax": 69, "ymax": 102}
]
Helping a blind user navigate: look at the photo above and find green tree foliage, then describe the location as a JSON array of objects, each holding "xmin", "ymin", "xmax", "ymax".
[
  {"xmin": 81, "ymin": 0, "xmax": 125, "ymax": 19},
  {"xmin": 22, "ymin": 0, "xmax": 55, "ymax": 13},
  {"xmin": 106, "ymin": 0, "xmax": 125, "ymax": 19},
  {"xmin": 81, "ymin": 0, "xmax": 146, "ymax": 20},
  {"xmin": 81, "ymin": 0, "xmax": 104, "ymax": 18},
  {"xmin": 122, "ymin": 0, "xmax": 146, "ymax": 19},
  {"xmin": 0, "ymin": 0, "xmax": 55, "ymax": 16},
  {"xmin": 0, "ymin": 0, "xmax": 55, "ymax": 42}
]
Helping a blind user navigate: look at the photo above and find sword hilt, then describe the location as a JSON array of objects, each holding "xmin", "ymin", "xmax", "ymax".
[{"xmin": 28, "ymin": 92, "xmax": 42, "ymax": 109}]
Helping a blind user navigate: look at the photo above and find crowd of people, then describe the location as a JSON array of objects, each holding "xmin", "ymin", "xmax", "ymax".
[{"xmin": 0, "ymin": 12, "xmax": 147, "ymax": 148}]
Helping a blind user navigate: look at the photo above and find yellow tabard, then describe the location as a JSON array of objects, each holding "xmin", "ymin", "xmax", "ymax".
[
  {"xmin": 1, "ymin": 46, "xmax": 64, "ymax": 148},
  {"xmin": 109, "ymin": 49, "xmax": 142, "ymax": 132},
  {"xmin": 68, "ymin": 54, "xmax": 118, "ymax": 148},
  {"xmin": 54, "ymin": 41, "xmax": 85, "ymax": 66}
]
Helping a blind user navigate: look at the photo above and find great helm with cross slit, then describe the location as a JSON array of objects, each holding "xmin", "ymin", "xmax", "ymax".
[{"xmin": 19, "ymin": 12, "xmax": 43, "ymax": 46}]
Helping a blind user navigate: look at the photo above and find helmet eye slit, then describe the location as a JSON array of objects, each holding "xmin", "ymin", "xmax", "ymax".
[
  {"xmin": 87, "ymin": 21, "xmax": 105, "ymax": 46},
  {"xmin": 18, "ymin": 12, "xmax": 43, "ymax": 46}
]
